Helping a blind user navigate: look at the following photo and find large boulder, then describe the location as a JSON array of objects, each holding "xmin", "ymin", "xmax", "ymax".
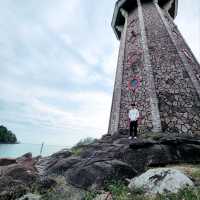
[
  {"xmin": 129, "ymin": 136, "xmax": 200, "ymax": 168},
  {"xmin": 39, "ymin": 176, "xmax": 85, "ymax": 200},
  {"xmin": 36, "ymin": 150, "xmax": 72, "ymax": 175},
  {"xmin": 0, "ymin": 176, "xmax": 28, "ymax": 200},
  {"xmin": 16, "ymin": 153, "xmax": 40, "ymax": 172},
  {"xmin": 47, "ymin": 156, "xmax": 81, "ymax": 175},
  {"xmin": 0, "ymin": 164, "xmax": 37, "ymax": 184},
  {"xmin": 0, "ymin": 158, "xmax": 17, "ymax": 166},
  {"xmin": 17, "ymin": 193, "xmax": 41, "ymax": 200},
  {"xmin": 50, "ymin": 149, "xmax": 72, "ymax": 159},
  {"xmin": 128, "ymin": 168, "xmax": 194, "ymax": 194},
  {"xmin": 66, "ymin": 159, "xmax": 137, "ymax": 189},
  {"xmin": 0, "ymin": 154, "xmax": 39, "ymax": 199},
  {"xmin": 0, "ymin": 164, "xmax": 38, "ymax": 199}
]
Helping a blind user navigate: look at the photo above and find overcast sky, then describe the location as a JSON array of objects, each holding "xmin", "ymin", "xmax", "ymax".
[{"xmin": 0, "ymin": 0, "xmax": 199, "ymax": 146}]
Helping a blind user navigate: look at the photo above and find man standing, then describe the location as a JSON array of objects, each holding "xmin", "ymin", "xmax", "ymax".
[{"xmin": 128, "ymin": 103, "xmax": 139, "ymax": 139}]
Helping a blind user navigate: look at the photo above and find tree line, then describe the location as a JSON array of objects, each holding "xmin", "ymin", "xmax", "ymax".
[{"xmin": 0, "ymin": 125, "xmax": 17, "ymax": 144}]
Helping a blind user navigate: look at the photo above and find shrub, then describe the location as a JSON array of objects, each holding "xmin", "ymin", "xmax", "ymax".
[
  {"xmin": 191, "ymin": 168, "xmax": 200, "ymax": 182},
  {"xmin": 71, "ymin": 137, "xmax": 96, "ymax": 156},
  {"xmin": 74, "ymin": 137, "xmax": 96, "ymax": 147},
  {"xmin": 104, "ymin": 180, "xmax": 147, "ymax": 200}
]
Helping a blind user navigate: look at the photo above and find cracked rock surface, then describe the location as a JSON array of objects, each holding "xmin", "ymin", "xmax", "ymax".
[{"xmin": 128, "ymin": 168, "xmax": 194, "ymax": 194}]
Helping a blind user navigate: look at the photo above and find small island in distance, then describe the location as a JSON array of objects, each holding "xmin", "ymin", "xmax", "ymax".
[{"xmin": 0, "ymin": 125, "xmax": 17, "ymax": 144}]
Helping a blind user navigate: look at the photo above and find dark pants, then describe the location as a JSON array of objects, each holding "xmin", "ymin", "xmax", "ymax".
[{"xmin": 130, "ymin": 120, "xmax": 138, "ymax": 137}]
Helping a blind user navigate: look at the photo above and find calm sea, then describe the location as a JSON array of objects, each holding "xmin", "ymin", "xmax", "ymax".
[{"xmin": 0, "ymin": 143, "xmax": 69, "ymax": 158}]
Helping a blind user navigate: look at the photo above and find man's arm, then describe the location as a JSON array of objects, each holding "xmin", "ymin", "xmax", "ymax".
[
  {"xmin": 128, "ymin": 110, "xmax": 131, "ymax": 119},
  {"xmin": 136, "ymin": 110, "xmax": 140, "ymax": 120}
]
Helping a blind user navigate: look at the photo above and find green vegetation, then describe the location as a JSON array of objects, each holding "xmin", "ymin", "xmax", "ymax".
[
  {"xmin": 84, "ymin": 191, "xmax": 98, "ymax": 200},
  {"xmin": 71, "ymin": 137, "xmax": 96, "ymax": 156},
  {"xmin": 0, "ymin": 125, "xmax": 17, "ymax": 144},
  {"xmin": 190, "ymin": 167, "xmax": 200, "ymax": 182},
  {"xmin": 84, "ymin": 181, "xmax": 200, "ymax": 200},
  {"xmin": 28, "ymin": 167, "xmax": 200, "ymax": 200},
  {"xmin": 157, "ymin": 187, "xmax": 200, "ymax": 200},
  {"xmin": 104, "ymin": 181, "xmax": 147, "ymax": 200},
  {"xmin": 73, "ymin": 137, "xmax": 96, "ymax": 147},
  {"xmin": 141, "ymin": 132, "xmax": 163, "ymax": 141}
]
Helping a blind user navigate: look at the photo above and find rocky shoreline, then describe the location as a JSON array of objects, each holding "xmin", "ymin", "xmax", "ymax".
[{"xmin": 1, "ymin": 130, "xmax": 200, "ymax": 199}]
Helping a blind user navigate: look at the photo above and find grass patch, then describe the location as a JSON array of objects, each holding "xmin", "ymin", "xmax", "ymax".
[
  {"xmin": 100, "ymin": 180, "xmax": 149, "ymax": 200},
  {"xmin": 191, "ymin": 168, "xmax": 200, "ymax": 182},
  {"xmin": 71, "ymin": 146, "xmax": 84, "ymax": 156},
  {"xmin": 157, "ymin": 187, "xmax": 200, "ymax": 200},
  {"xmin": 105, "ymin": 180, "xmax": 131, "ymax": 200},
  {"xmin": 84, "ymin": 191, "xmax": 99, "ymax": 200},
  {"xmin": 71, "ymin": 137, "xmax": 96, "ymax": 156}
]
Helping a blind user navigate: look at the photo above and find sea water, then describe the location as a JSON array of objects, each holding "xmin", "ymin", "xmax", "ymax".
[{"xmin": 0, "ymin": 143, "xmax": 68, "ymax": 158}]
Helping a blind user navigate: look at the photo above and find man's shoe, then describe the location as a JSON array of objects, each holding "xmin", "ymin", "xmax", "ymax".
[
  {"xmin": 128, "ymin": 137, "xmax": 132, "ymax": 140},
  {"xmin": 134, "ymin": 137, "xmax": 137, "ymax": 139}
]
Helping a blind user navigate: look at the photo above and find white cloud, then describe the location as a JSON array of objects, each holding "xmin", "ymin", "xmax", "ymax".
[
  {"xmin": 41, "ymin": 0, "xmax": 83, "ymax": 33},
  {"xmin": 102, "ymin": 43, "xmax": 119, "ymax": 77},
  {"xmin": 175, "ymin": 0, "xmax": 200, "ymax": 61},
  {"xmin": 0, "ymin": 76, "xmax": 112, "ymax": 145}
]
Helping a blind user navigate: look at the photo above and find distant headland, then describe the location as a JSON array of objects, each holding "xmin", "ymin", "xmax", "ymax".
[{"xmin": 0, "ymin": 125, "xmax": 17, "ymax": 144}]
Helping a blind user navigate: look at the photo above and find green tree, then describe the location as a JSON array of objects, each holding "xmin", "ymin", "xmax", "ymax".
[{"xmin": 0, "ymin": 125, "xmax": 17, "ymax": 144}]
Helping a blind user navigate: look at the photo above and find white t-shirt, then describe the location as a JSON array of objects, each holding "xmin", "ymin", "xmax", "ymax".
[{"xmin": 129, "ymin": 108, "xmax": 139, "ymax": 121}]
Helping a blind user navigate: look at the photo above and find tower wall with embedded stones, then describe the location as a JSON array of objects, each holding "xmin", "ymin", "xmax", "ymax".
[
  {"xmin": 142, "ymin": 3, "xmax": 200, "ymax": 135},
  {"xmin": 118, "ymin": 8, "xmax": 153, "ymax": 132},
  {"xmin": 108, "ymin": 0, "xmax": 200, "ymax": 135}
]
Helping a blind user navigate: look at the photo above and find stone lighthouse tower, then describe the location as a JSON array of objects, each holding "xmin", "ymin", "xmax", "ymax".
[{"xmin": 108, "ymin": 0, "xmax": 200, "ymax": 135}]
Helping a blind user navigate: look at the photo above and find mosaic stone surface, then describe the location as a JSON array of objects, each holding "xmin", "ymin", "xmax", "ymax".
[{"xmin": 108, "ymin": 0, "xmax": 200, "ymax": 135}]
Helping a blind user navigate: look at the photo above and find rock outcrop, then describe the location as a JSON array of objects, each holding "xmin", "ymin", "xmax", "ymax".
[
  {"xmin": 1, "ymin": 130, "xmax": 200, "ymax": 199},
  {"xmin": 37, "ymin": 131, "xmax": 200, "ymax": 190},
  {"xmin": 0, "ymin": 153, "xmax": 40, "ymax": 200},
  {"xmin": 0, "ymin": 158, "xmax": 16, "ymax": 166},
  {"xmin": 128, "ymin": 168, "xmax": 194, "ymax": 194}
]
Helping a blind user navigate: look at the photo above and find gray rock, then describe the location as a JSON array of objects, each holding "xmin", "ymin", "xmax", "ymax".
[
  {"xmin": 0, "ymin": 158, "xmax": 17, "ymax": 166},
  {"xmin": 40, "ymin": 176, "xmax": 85, "ymax": 200},
  {"xmin": 47, "ymin": 156, "xmax": 81, "ymax": 175},
  {"xmin": 17, "ymin": 193, "xmax": 41, "ymax": 200},
  {"xmin": 0, "ymin": 161, "xmax": 38, "ymax": 199},
  {"xmin": 0, "ymin": 164, "xmax": 37, "ymax": 184},
  {"xmin": 51, "ymin": 149, "xmax": 72, "ymax": 159},
  {"xmin": 128, "ymin": 168, "xmax": 194, "ymax": 194},
  {"xmin": 0, "ymin": 176, "xmax": 28, "ymax": 200},
  {"xmin": 36, "ymin": 150, "xmax": 73, "ymax": 176},
  {"xmin": 66, "ymin": 159, "xmax": 137, "ymax": 189},
  {"xmin": 36, "ymin": 176, "xmax": 57, "ymax": 192},
  {"xmin": 37, "ymin": 131, "xmax": 200, "ymax": 190}
]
